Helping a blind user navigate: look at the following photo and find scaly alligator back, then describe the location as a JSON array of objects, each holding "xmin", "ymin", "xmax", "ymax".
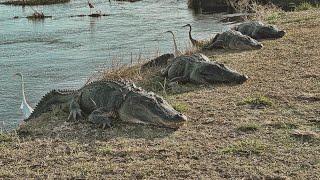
[
  {"xmin": 26, "ymin": 79, "xmax": 138, "ymax": 121},
  {"xmin": 76, "ymin": 80, "xmax": 137, "ymax": 114}
]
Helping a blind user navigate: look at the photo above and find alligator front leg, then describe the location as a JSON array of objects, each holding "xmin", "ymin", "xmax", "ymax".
[
  {"xmin": 88, "ymin": 107, "xmax": 112, "ymax": 129},
  {"xmin": 68, "ymin": 93, "xmax": 83, "ymax": 121}
]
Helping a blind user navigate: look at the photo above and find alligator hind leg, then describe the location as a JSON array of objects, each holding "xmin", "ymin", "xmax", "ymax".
[
  {"xmin": 170, "ymin": 76, "xmax": 189, "ymax": 84},
  {"xmin": 88, "ymin": 107, "xmax": 112, "ymax": 129}
]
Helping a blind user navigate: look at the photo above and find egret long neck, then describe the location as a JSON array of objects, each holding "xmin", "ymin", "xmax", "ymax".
[
  {"xmin": 188, "ymin": 26, "xmax": 193, "ymax": 41},
  {"xmin": 172, "ymin": 34, "xmax": 178, "ymax": 53},
  {"xmin": 20, "ymin": 75, "xmax": 27, "ymax": 102}
]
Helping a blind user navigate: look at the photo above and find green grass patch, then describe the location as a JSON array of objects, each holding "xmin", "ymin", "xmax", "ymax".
[
  {"xmin": 71, "ymin": 162, "xmax": 97, "ymax": 173},
  {"xmin": 265, "ymin": 120, "xmax": 299, "ymax": 129},
  {"xmin": 238, "ymin": 96, "xmax": 273, "ymax": 108},
  {"xmin": 0, "ymin": 133, "xmax": 13, "ymax": 143},
  {"xmin": 267, "ymin": 12, "xmax": 285, "ymax": 22},
  {"xmin": 97, "ymin": 146, "xmax": 114, "ymax": 156},
  {"xmin": 237, "ymin": 122, "xmax": 260, "ymax": 132},
  {"xmin": 223, "ymin": 140, "xmax": 270, "ymax": 156},
  {"xmin": 171, "ymin": 102, "xmax": 189, "ymax": 112},
  {"xmin": 291, "ymin": 129, "xmax": 319, "ymax": 142},
  {"xmin": 296, "ymin": 2, "xmax": 314, "ymax": 11}
]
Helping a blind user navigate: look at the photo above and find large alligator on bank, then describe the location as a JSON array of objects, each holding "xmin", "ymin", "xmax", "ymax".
[
  {"xmin": 27, "ymin": 80, "xmax": 187, "ymax": 129},
  {"xmin": 233, "ymin": 21, "xmax": 286, "ymax": 39},
  {"xmin": 204, "ymin": 30, "xmax": 263, "ymax": 50},
  {"xmin": 161, "ymin": 53, "xmax": 248, "ymax": 84}
]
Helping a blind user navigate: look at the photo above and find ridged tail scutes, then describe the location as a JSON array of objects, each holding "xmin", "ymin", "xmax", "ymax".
[{"xmin": 26, "ymin": 89, "xmax": 74, "ymax": 121}]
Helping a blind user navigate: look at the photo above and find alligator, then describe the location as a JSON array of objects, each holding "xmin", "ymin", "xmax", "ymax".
[
  {"xmin": 141, "ymin": 53, "xmax": 174, "ymax": 69},
  {"xmin": 27, "ymin": 80, "xmax": 187, "ymax": 129},
  {"xmin": 233, "ymin": 21, "xmax": 286, "ymax": 39},
  {"xmin": 161, "ymin": 53, "xmax": 248, "ymax": 84},
  {"xmin": 204, "ymin": 30, "xmax": 263, "ymax": 50}
]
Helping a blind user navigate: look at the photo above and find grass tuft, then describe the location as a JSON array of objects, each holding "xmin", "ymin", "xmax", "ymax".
[
  {"xmin": 238, "ymin": 96, "xmax": 273, "ymax": 108},
  {"xmin": 0, "ymin": 133, "xmax": 13, "ymax": 143},
  {"xmin": 171, "ymin": 101, "xmax": 189, "ymax": 113},
  {"xmin": 291, "ymin": 129, "xmax": 319, "ymax": 141},
  {"xmin": 296, "ymin": 2, "xmax": 314, "ymax": 11},
  {"xmin": 97, "ymin": 146, "xmax": 114, "ymax": 156},
  {"xmin": 223, "ymin": 140, "xmax": 270, "ymax": 156},
  {"xmin": 266, "ymin": 12, "xmax": 285, "ymax": 23},
  {"xmin": 265, "ymin": 120, "xmax": 299, "ymax": 129},
  {"xmin": 237, "ymin": 122, "xmax": 260, "ymax": 132}
]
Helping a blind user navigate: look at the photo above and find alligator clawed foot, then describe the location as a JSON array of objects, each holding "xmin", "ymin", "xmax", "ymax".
[
  {"xmin": 100, "ymin": 122, "xmax": 112, "ymax": 129},
  {"xmin": 168, "ymin": 81, "xmax": 180, "ymax": 92},
  {"xmin": 88, "ymin": 109, "xmax": 112, "ymax": 130},
  {"xmin": 68, "ymin": 92, "xmax": 83, "ymax": 121},
  {"xmin": 68, "ymin": 108, "xmax": 82, "ymax": 121}
]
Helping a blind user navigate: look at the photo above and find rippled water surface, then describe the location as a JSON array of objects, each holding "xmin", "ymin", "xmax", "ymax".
[{"xmin": 0, "ymin": 0, "xmax": 231, "ymax": 130}]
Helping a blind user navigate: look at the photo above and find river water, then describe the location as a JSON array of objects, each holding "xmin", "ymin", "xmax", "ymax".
[{"xmin": 0, "ymin": 0, "xmax": 231, "ymax": 130}]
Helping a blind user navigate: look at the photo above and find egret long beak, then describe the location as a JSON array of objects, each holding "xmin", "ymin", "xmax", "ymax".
[{"xmin": 14, "ymin": 72, "xmax": 22, "ymax": 77}]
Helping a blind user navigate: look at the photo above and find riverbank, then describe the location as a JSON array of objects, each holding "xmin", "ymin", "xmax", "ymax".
[{"xmin": 1, "ymin": 8, "xmax": 319, "ymax": 179}]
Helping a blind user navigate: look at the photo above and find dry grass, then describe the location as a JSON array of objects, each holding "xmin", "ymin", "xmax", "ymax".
[{"xmin": 1, "ymin": 9, "xmax": 320, "ymax": 179}]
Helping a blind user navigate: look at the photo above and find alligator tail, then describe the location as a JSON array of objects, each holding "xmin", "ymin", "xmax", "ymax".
[{"xmin": 26, "ymin": 89, "xmax": 73, "ymax": 121}]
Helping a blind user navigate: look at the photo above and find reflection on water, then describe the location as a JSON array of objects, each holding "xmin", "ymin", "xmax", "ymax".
[{"xmin": 0, "ymin": 0, "xmax": 231, "ymax": 130}]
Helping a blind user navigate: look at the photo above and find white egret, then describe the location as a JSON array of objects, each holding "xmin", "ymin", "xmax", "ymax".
[
  {"xmin": 14, "ymin": 72, "xmax": 33, "ymax": 119},
  {"xmin": 165, "ymin": 30, "xmax": 182, "ymax": 57}
]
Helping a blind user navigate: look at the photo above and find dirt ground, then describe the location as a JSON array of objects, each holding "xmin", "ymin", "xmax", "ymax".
[{"xmin": 1, "ymin": 9, "xmax": 319, "ymax": 179}]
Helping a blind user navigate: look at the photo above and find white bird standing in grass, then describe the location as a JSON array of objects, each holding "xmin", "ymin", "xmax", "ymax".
[
  {"xmin": 165, "ymin": 30, "xmax": 182, "ymax": 57},
  {"xmin": 14, "ymin": 72, "xmax": 33, "ymax": 119}
]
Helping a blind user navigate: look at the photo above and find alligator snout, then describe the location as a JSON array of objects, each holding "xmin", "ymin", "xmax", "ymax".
[
  {"xmin": 256, "ymin": 43, "xmax": 263, "ymax": 49},
  {"xmin": 236, "ymin": 74, "xmax": 249, "ymax": 84},
  {"xmin": 174, "ymin": 113, "xmax": 187, "ymax": 121},
  {"xmin": 278, "ymin": 30, "xmax": 286, "ymax": 38},
  {"xmin": 165, "ymin": 113, "xmax": 187, "ymax": 129}
]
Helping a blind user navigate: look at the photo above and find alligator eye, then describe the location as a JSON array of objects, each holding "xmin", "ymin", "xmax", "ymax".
[{"xmin": 156, "ymin": 97, "xmax": 164, "ymax": 103}]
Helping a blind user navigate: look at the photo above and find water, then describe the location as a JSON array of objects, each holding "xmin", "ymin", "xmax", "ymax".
[{"xmin": 0, "ymin": 0, "xmax": 231, "ymax": 130}]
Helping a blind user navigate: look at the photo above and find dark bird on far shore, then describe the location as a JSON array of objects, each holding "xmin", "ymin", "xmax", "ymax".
[
  {"xmin": 88, "ymin": 0, "xmax": 94, "ymax": 8},
  {"xmin": 88, "ymin": 0, "xmax": 95, "ymax": 14}
]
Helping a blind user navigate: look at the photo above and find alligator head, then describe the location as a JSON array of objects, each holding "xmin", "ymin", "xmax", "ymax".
[
  {"xmin": 199, "ymin": 62, "xmax": 248, "ymax": 84},
  {"xmin": 254, "ymin": 25, "xmax": 286, "ymax": 39},
  {"xmin": 118, "ymin": 90, "xmax": 187, "ymax": 129},
  {"xmin": 231, "ymin": 34, "xmax": 263, "ymax": 50}
]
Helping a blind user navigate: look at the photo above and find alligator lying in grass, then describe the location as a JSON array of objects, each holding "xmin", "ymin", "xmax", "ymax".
[
  {"xmin": 204, "ymin": 30, "xmax": 263, "ymax": 50},
  {"xmin": 27, "ymin": 80, "xmax": 187, "ymax": 129},
  {"xmin": 161, "ymin": 53, "xmax": 248, "ymax": 84},
  {"xmin": 233, "ymin": 21, "xmax": 286, "ymax": 39},
  {"xmin": 141, "ymin": 53, "xmax": 174, "ymax": 69}
]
